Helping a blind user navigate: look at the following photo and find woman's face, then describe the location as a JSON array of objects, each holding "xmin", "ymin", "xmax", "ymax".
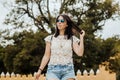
[{"xmin": 56, "ymin": 16, "xmax": 68, "ymax": 30}]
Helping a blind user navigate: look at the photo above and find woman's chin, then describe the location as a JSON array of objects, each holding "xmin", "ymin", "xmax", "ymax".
[{"xmin": 58, "ymin": 27, "xmax": 62, "ymax": 30}]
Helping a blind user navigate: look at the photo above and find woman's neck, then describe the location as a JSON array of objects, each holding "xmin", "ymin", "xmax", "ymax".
[{"xmin": 59, "ymin": 30, "xmax": 65, "ymax": 35}]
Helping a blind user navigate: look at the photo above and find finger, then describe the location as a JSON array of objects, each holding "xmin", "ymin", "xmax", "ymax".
[
  {"xmin": 35, "ymin": 75, "xmax": 38, "ymax": 80},
  {"xmin": 35, "ymin": 77, "xmax": 38, "ymax": 80}
]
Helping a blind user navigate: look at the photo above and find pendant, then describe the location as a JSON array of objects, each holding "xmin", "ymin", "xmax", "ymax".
[{"xmin": 60, "ymin": 45, "xmax": 63, "ymax": 48}]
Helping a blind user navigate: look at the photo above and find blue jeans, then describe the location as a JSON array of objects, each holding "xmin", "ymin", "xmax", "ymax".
[{"xmin": 46, "ymin": 63, "xmax": 75, "ymax": 80}]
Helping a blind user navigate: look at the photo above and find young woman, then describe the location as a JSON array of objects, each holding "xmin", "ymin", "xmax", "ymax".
[{"xmin": 35, "ymin": 14, "xmax": 85, "ymax": 80}]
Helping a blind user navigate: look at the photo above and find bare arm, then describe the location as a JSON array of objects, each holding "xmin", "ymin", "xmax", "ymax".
[
  {"xmin": 39, "ymin": 42, "xmax": 51, "ymax": 71},
  {"xmin": 73, "ymin": 30, "xmax": 85, "ymax": 56},
  {"xmin": 35, "ymin": 41, "xmax": 51, "ymax": 78}
]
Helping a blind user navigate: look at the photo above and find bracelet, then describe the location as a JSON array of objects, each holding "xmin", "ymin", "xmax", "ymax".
[{"xmin": 39, "ymin": 67, "xmax": 43, "ymax": 71}]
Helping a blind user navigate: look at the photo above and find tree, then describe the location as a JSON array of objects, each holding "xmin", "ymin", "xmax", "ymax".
[
  {"xmin": 94, "ymin": 36, "xmax": 120, "ymax": 80},
  {"xmin": 106, "ymin": 36, "xmax": 120, "ymax": 80},
  {"xmin": 0, "ymin": 45, "xmax": 6, "ymax": 73},
  {"xmin": 2, "ymin": 0, "xmax": 120, "ymax": 74},
  {"xmin": 109, "ymin": 52, "xmax": 120, "ymax": 80},
  {"xmin": 3, "ymin": 30, "xmax": 48, "ymax": 74},
  {"xmin": 4, "ymin": 0, "xmax": 120, "ymax": 33}
]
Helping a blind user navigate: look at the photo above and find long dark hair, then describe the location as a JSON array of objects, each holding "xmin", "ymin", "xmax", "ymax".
[{"xmin": 54, "ymin": 14, "xmax": 81, "ymax": 39}]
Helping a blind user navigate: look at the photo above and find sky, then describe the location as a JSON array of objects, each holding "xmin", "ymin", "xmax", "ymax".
[{"xmin": 0, "ymin": 0, "xmax": 120, "ymax": 40}]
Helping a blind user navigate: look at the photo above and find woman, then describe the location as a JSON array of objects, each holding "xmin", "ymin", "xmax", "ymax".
[{"xmin": 35, "ymin": 14, "xmax": 85, "ymax": 80}]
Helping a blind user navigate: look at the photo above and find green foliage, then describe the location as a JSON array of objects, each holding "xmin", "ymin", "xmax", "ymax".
[
  {"xmin": 107, "ymin": 38, "xmax": 120, "ymax": 80},
  {"xmin": 4, "ymin": 45, "xmax": 21, "ymax": 72},
  {"xmin": 99, "ymin": 37, "xmax": 117, "ymax": 62},
  {"xmin": 0, "ymin": 45, "xmax": 6, "ymax": 73},
  {"xmin": 4, "ymin": 0, "xmax": 119, "ymax": 33},
  {"xmin": 2, "ymin": 30, "xmax": 48, "ymax": 74},
  {"xmin": 1, "ymin": 0, "xmax": 120, "ymax": 75}
]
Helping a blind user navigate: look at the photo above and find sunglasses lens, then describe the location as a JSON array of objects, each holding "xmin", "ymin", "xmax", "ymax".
[
  {"xmin": 61, "ymin": 20, "xmax": 64, "ymax": 22},
  {"xmin": 57, "ymin": 20, "xmax": 59, "ymax": 22},
  {"xmin": 57, "ymin": 19, "xmax": 65, "ymax": 23}
]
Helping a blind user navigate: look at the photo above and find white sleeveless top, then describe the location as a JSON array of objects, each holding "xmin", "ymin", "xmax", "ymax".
[{"xmin": 44, "ymin": 35, "xmax": 80, "ymax": 65}]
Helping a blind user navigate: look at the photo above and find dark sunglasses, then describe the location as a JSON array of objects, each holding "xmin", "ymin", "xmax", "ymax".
[{"xmin": 56, "ymin": 19, "xmax": 65, "ymax": 23}]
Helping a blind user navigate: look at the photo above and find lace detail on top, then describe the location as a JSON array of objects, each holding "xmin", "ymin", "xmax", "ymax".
[
  {"xmin": 44, "ymin": 35, "xmax": 53, "ymax": 42},
  {"xmin": 44, "ymin": 35, "xmax": 80, "ymax": 65},
  {"xmin": 72, "ymin": 35, "xmax": 80, "ymax": 43}
]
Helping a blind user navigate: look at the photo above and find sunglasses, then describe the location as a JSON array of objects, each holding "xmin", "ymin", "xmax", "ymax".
[{"xmin": 56, "ymin": 19, "xmax": 65, "ymax": 23}]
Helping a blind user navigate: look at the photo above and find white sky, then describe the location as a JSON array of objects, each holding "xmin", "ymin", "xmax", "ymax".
[{"xmin": 0, "ymin": 0, "xmax": 120, "ymax": 39}]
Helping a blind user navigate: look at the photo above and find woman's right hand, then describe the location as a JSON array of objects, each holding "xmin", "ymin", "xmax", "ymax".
[{"xmin": 35, "ymin": 70, "xmax": 41, "ymax": 80}]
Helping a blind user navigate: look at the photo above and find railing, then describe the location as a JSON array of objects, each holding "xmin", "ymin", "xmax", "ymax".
[{"xmin": 0, "ymin": 66, "xmax": 116, "ymax": 80}]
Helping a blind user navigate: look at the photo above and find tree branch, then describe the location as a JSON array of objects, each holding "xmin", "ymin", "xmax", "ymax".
[
  {"xmin": 37, "ymin": 1, "xmax": 49, "ymax": 24},
  {"xmin": 59, "ymin": 0, "xmax": 70, "ymax": 14},
  {"xmin": 30, "ymin": 0, "xmax": 34, "ymax": 17},
  {"xmin": 18, "ymin": 7, "xmax": 45, "ymax": 30},
  {"xmin": 47, "ymin": 0, "xmax": 51, "ymax": 19}
]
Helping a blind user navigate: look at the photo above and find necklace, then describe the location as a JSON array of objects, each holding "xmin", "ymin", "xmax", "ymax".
[
  {"xmin": 58, "ymin": 35, "xmax": 66, "ymax": 48},
  {"xmin": 60, "ymin": 44, "xmax": 63, "ymax": 48}
]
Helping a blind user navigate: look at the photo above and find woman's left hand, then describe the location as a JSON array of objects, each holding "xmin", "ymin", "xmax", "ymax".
[{"xmin": 80, "ymin": 30, "xmax": 85, "ymax": 38}]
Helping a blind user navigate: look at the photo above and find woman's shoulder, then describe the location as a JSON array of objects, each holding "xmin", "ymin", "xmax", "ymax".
[
  {"xmin": 46, "ymin": 34, "xmax": 53, "ymax": 37},
  {"xmin": 72, "ymin": 35, "xmax": 80, "ymax": 43},
  {"xmin": 72, "ymin": 35, "xmax": 79, "ymax": 39},
  {"xmin": 44, "ymin": 34, "xmax": 54, "ymax": 42}
]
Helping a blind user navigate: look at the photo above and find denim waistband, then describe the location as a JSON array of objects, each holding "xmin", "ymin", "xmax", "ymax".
[{"xmin": 48, "ymin": 63, "xmax": 73, "ymax": 67}]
